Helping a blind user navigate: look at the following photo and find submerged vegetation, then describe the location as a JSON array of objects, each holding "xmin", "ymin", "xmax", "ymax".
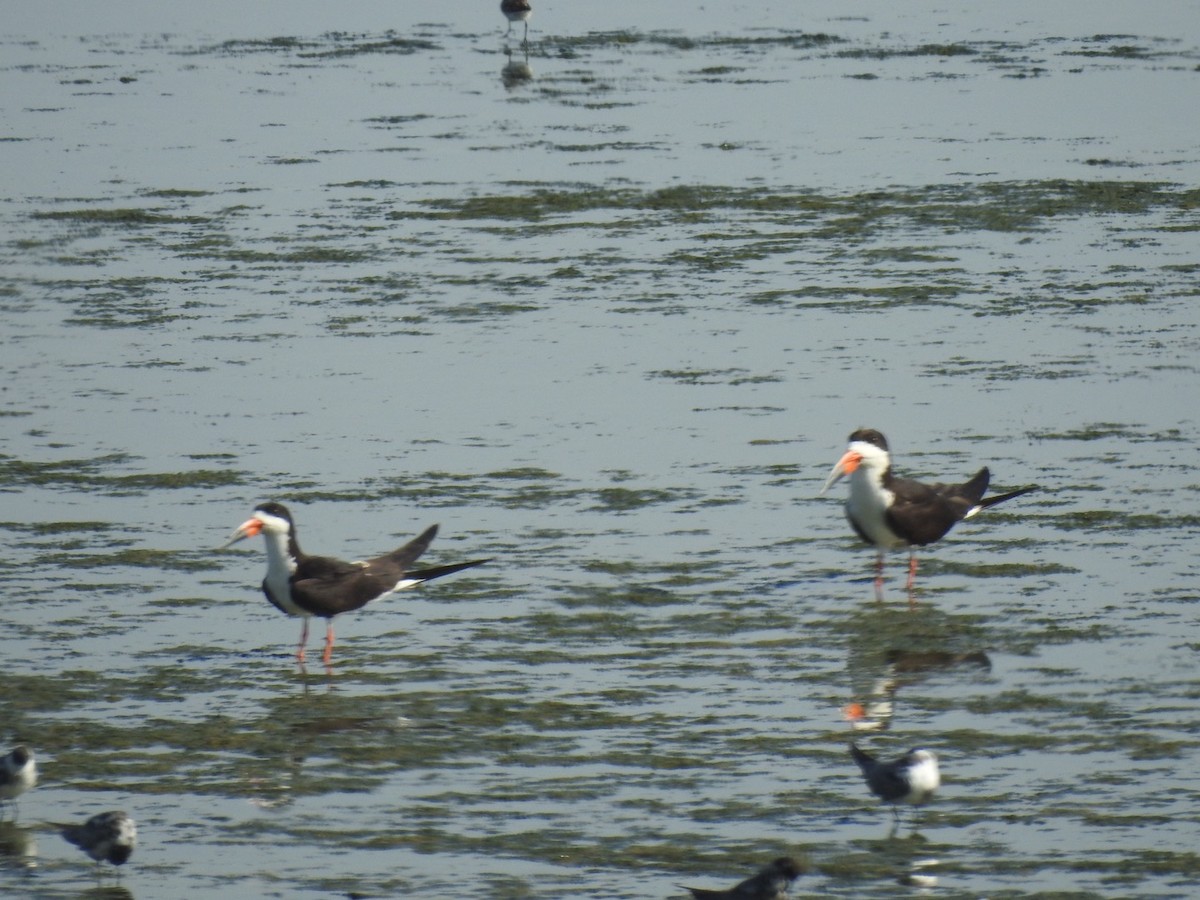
[{"xmin": 3, "ymin": 14, "xmax": 1198, "ymax": 900}]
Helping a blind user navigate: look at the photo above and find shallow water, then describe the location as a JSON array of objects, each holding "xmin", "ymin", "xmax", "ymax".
[{"xmin": 2, "ymin": 2, "xmax": 1199, "ymax": 897}]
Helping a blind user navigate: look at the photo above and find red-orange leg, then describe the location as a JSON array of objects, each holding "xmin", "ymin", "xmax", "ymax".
[{"xmin": 322, "ymin": 622, "xmax": 335, "ymax": 666}]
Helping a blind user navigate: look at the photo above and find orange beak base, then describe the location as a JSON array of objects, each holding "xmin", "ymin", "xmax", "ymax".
[
  {"xmin": 820, "ymin": 450, "xmax": 862, "ymax": 494},
  {"xmin": 221, "ymin": 516, "xmax": 263, "ymax": 549}
]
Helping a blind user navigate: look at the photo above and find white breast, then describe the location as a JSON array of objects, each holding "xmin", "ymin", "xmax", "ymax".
[
  {"xmin": 261, "ymin": 530, "xmax": 306, "ymax": 617},
  {"xmin": 846, "ymin": 471, "xmax": 904, "ymax": 548},
  {"xmin": 905, "ymin": 751, "xmax": 941, "ymax": 803}
]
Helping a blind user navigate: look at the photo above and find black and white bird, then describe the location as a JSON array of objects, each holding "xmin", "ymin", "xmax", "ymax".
[
  {"xmin": 62, "ymin": 810, "xmax": 137, "ymax": 867},
  {"xmin": 501, "ymin": 0, "xmax": 532, "ymax": 42},
  {"xmin": 223, "ymin": 502, "xmax": 489, "ymax": 666},
  {"xmin": 680, "ymin": 857, "xmax": 805, "ymax": 900},
  {"xmin": 822, "ymin": 428, "xmax": 1037, "ymax": 595},
  {"xmin": 850, "ymin": 743, "xmax": 940, "ymax": 821},
  {"xmin": 0, "ymin": 745, "xmax": 37, "ymax": 818}
]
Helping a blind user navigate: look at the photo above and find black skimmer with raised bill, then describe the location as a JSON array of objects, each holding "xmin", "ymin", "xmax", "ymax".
[
  {"xmin": 680, "ymin": 856, "xmax": 805, "ymax": 900},
  {"xmin": 0, "ymin": 745, "xmax": 37, "ymax": 818},
  {"xmin": 62, "ymin": 810, "xmax": 137, "ymax": 867},
  {"xmin": 223, "ymin": 502, "xmax": 490, "ymax": 666},
  {"xmin": 821, "ymin": 428, "xmax": 1038, "ymax": 595},
  {"xmin": 850, "ymin": 743, "xmax": 940, "ymax": 822}
]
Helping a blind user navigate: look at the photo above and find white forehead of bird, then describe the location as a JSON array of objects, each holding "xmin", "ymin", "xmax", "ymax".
[
  {"xmin": 848, "ymin": 439, "xmax": 890, "ymax": 468},
  {"xmin": 252, "ymin": 509, "xmax": 292, "ymax": 535}
]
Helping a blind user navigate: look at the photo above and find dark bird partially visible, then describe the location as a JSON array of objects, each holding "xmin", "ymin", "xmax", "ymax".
[
  {"xmin": 850, "ymin": 743, "xmax": 940, "ymax": 821},
  {"xmin": 501, "ymin": 0, "xmax": 532, "ymax": 41},
  {"xmin": 680, "ymin": 857, "xmax": 805, "ymax": 899},
  {"xmin": 822, "ymin": 428, "xmax": 1037, "ymax": 595},
  {"xmin": 63, "ymin": 811, "xmax": 137, "ymax": 866},
  {"xmin": 223, "ymin": 501, "xmax": 490, "ymax": 666},
  {"xmin": 0, "ymin": 745, "xmax": 37, "ymax": 818}
]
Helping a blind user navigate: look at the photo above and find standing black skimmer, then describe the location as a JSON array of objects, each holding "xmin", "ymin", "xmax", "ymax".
[
  {"xmin": 62, "ymin": 810, "xmax": 137, "ymax": 867},
  {"xmin": 850, "ymin": 743, "xmax": 940, "ymax": 822},
  {"xmin": 501, "ymin": 0, "xmax": 532, "ymax": 42},
  {"xmin": 821, "ymin": 428, "xmax": 1037, "ymax": 595},
  {"xmin": 0, "ymin": 745, "xmax": 37, "ymax": 819},
  {"xmin": 223, "ymin": 502, "xmax": 489, "ymax": 667},
  {"xmin": 680, "ymin": 857, "xmax": 805, "ymax": 900}
]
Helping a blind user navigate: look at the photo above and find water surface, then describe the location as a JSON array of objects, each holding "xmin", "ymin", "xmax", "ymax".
[{"xmin": 2, "ymin": 2, "xmax": 1199, "ymax": 897}]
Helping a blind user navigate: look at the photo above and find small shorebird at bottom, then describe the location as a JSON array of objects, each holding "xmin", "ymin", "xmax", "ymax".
[
  {"xmin": 850, "ymin": 742, "xmax": 940, "ymax": 824},
  {"xmin": 62, "ymin": 810, "xmax": 137, "ymax": 867},
  {"xmin": 0, "ymin": 745, "xmax": 37, "ymax": 819},
  {"xmin": 679, "ymin": 856, "xmax": 805, "ymax": 899}
]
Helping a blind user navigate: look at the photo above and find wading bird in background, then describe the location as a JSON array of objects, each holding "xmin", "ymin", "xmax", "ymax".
[
  {"xmin": 822, "ymin": 428, "xmax": 1037, "ymax": 597},
  {"xmin": 223, "ymin": 502, "xmax": 489, "ymax": 667}
]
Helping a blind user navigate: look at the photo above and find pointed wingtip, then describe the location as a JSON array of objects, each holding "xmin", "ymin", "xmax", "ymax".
[{"xmin": 849, "ymin": 742, "xmax": 873, "ymax": 768}]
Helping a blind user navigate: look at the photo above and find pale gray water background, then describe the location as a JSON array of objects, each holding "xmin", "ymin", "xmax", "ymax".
[{"xmin": 2, "ymin": 1, "xmax": 1199, "ymax": 897}]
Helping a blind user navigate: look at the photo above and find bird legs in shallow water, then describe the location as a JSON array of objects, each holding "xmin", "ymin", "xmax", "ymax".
[
  {"xmin": 505, "ymin": 20, "xmax": 529, "ymax": 43},
  {"xmin": 293, "ymin": 618, "xmax": 336, "ymax": 672},
  {"xmin": 873, "ymin": 552, "xmax": 920, "ymax": 608},
  {"xmin": 293, "ymin": 618, "xmax": 336, "ymax": 669},
  {"xmin": 322, "ymin": 621, "xmax": 335, "ymax": 667},
  {"xmin": 295, "ymin": 618, "xmax": 310, "ymax": 664}
]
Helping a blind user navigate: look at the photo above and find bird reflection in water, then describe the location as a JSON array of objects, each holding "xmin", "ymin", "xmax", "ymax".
[
  {"xmin": 502, "ymin": 45, "xmax": 533, "ymax": 89},
  {"xmin": 899, "ymin": 858, "xmax": 941, "ymax": 889},
  {"xmin": 243, "ymin": 688, "xmax": 411, "ymax": 810},
  {"xmin": 844, "ymin": 648, "xmax": 991, "ymax": 733},
  {"xmin": 0, "ymin": 820, "xmax": 37, "ymax": 871}
]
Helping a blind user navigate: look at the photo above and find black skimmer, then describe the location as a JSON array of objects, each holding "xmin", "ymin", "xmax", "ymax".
[
  {"xmin": 850, "ymin": 743, "xmax": 940, "ymax": 822},
  {"xmin": 680, "ymin": 857, "xmax": 805, "ymax": 900},
  {"xmin": 62, "ymin": 810, "xmax": 137, "ymax": 867},
  {"xmin": 223, "ymin": 502, "xmax": 489, "ymax": 667},
  {"xmin": 821, "ymin": 428, "xmax": 1037, "ymax": 595},
  {"xmin": 0, "ymin": 746, "xmax": 36, "ymax": 818},
  {"xmin": 501, "ymin": 0, "xmax": 532, "ymax": 42}
]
